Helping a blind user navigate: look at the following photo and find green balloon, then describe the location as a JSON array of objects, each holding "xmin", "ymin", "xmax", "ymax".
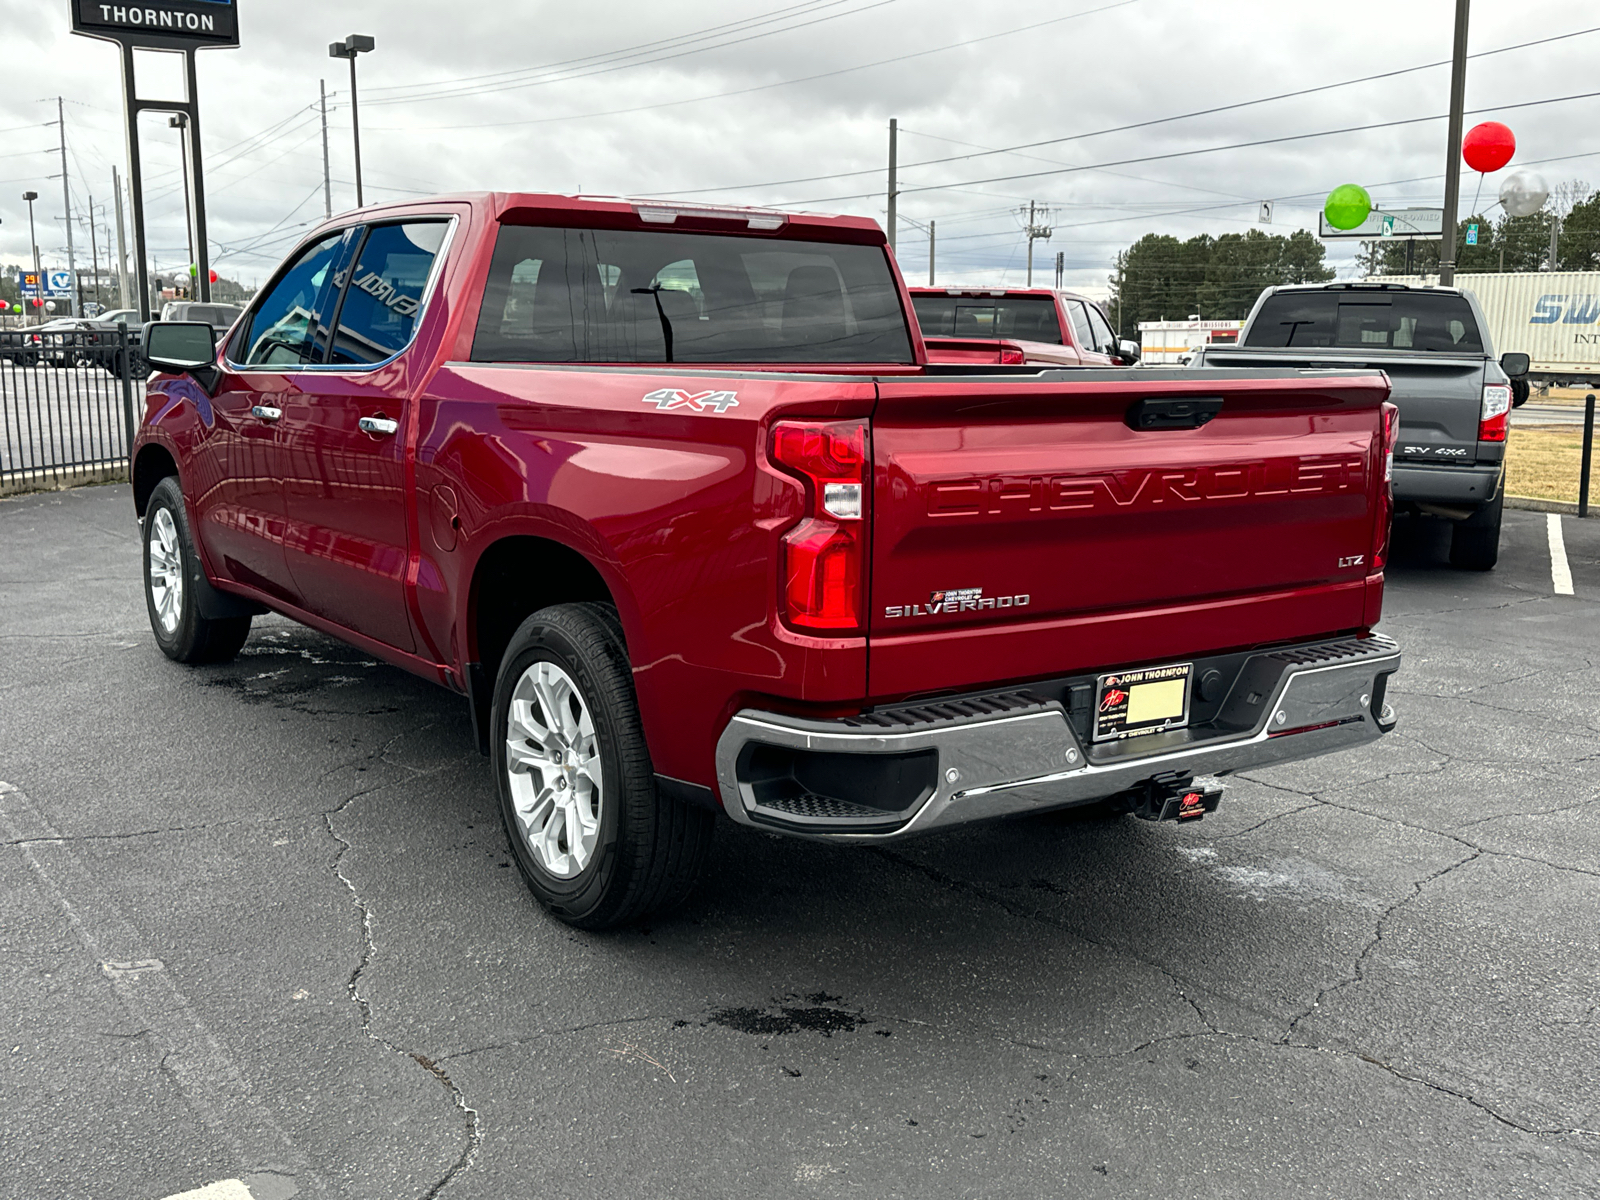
[{"xmin": 1324, "ymin": 184, "xmax": 1372, "ymax": 231}]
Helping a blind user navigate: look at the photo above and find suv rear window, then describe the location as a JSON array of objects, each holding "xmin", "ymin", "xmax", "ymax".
[
  {"xmin": 1245, "ymin": 290, "xmax": 1483, "ymax": 352},
  {"xmin": 471, "ymin": 226, "xmax": 912, "ymax": 364},
  {"xmin": 911, "ymin": 294, "xmax": 1063, "ymax": 344}
]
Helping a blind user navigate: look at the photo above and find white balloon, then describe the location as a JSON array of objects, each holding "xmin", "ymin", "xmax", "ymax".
[{"xmin": 1499, "ymin": 170, "xmax": 1549, "ymax": 218}]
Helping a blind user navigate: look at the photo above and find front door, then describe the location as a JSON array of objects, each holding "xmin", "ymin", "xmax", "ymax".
[
  {"xmin": 279, "ymin": 220, "xmax": 450, "ymax": 653},
  {"xmin": 193, "ymin": 230, "xmax": 350, "ymax": 602}
]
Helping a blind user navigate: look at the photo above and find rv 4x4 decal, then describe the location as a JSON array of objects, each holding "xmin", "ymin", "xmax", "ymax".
[{"xmin": 641, "ymin": 388, "xmax": 740, "ymax": 413}]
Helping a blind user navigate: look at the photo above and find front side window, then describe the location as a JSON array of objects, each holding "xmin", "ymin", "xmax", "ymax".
[
  {"xmin": 472, "ymin": 225, "xmax": 912, "ymax": 364},
  {"xmin": 1086, "ymin": 304, "xmax": 1118, "ymax": 354},
  {"xmin": 232, "ymin": 233, "xmax": 348, "ymax": 366},
  {"xmin": 1065, "ymin": 300, "xmax": 1095, "ymax": 350},
  {"xmin": 328, "ymin": 222, "xmax": 449, "ymax": 366},
  {"xmin": 1244, "ymin": 290, "xmax": 1484, "ymax": 352}
]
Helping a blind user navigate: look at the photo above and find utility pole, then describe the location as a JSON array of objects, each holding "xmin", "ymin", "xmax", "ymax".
[
  {"xmin": 1548, "ymin": 214, "xmax": 1562, "ymax": 271},
  {"xmin": 112, "ymin": 165, "xmax": 130, "ymax": 309},
  {"xmin": 58, "ymin": 97, "xmax": 79, "ymax": 317},
  {"xmin": 1055, "ymin": 250, "xmax": 1064, "ymax": 289},
  {"xmin": 320, "ymin": 79, "xmax": 332, "ymax": 219},
  {"xmin": 1438, "ymin": 0, "xmax": 1470, "ymax": 286},
  {"xmin": 927, "ymin": 219, "xmax": 934, "ymax": 285},
  {"xmin": 886, "ymin": 117, "xmax": 898, "ymax": 253},
  {"xmin": 1022, "ymin": 200, "xmax": 1052, "ymax": 287}
]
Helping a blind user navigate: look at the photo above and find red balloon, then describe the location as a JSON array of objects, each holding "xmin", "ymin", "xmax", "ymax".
[
  {"xmin": 1463, "ymin": 122, "xmax": 1515, "ymax": 173},
  {"xmin": 209, "ymin": 269, "xmax": 219, "ymax": 283}
]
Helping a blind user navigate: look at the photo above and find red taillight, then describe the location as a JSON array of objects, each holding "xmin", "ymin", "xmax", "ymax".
[
  {"xmin": 999, "ymin": 344, "xmax": 1025, "ymax": 365},
  {"xmin": 771, "ymin": 420, "xmax": 868, "ymax": 631},
  {"xmin": 1478, "ymin": 383, "xmax": 1512, "ymax": 442},
  {"xmin": 1372, "ymin": 401, "xmax": 1398, "ymax": 572}
]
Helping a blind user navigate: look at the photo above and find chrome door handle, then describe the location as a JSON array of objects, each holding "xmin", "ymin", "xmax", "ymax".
[
  {"xmin": 359, "ymin": 416, "xmax": 399, "ymax": 436},
  {"xmin": 251, "ymin": 405, "xmax": 282, "ymax": 423}
]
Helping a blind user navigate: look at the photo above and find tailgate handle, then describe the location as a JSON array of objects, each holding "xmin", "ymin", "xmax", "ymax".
[{"xmin": 1125, "ymin": 396, "xmax": 1223, "ymax": 431}]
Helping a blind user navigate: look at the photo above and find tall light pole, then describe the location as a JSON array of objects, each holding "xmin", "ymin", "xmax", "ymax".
[
  {"xmin": 23, "ymin": 191, "xmax": 42, "ymax": 325},
  {"xmin": 329, "ymin": 35, "xmax": 376, "ymax": 208},
  {"xmin": 170, "ymin": 113, "xmax": 196, "ymax": 293}
]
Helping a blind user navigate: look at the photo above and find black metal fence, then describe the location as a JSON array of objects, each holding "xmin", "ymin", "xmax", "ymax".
[{"xmin": 0, "ymin": 326, "xmax": 146, "ymax": 494}]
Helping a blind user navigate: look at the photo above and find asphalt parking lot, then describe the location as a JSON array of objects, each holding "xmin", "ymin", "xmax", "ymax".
[{"xmin": 2, "ymin": 484, "xmax": 1597, "ymax": 1200}]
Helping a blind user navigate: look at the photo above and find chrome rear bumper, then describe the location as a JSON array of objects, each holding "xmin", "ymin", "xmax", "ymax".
[{"xmin": 715, "ymin": 635, "xmax": 1400, "ymax": 841}]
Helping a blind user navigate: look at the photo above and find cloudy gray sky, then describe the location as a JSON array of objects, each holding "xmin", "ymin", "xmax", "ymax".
[{"xmin": 2, "ymin": 0, "xmax": 1596, "ymax": 299}]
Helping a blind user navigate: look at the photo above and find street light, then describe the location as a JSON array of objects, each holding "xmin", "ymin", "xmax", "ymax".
[
  {"xmin": 329, "ymin": 34, "xmax": 376, "ymax": 208},
  {"xmin": 169, "ymin": 114, "xmax": 196, "ymax": 292},
  {"xmin": 23, "ymin": 191, "xmax": 42, "ymax": 326}
]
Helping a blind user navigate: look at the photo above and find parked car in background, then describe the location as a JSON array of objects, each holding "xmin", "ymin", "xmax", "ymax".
[
  {"xmin": 1190, "ymin": 282, "xmax": 1528, "ymax": 570},
  {"xmin": 909, "ymin": 287, "xmax": 1140, "ymax": 366},
  {"xmin": 32, "ymin": 318, "xmax": 109, "ymax": 367},
  {"xmin": 159, "ymin": 301, "xmax": 244, "ymax": 333},
  {"xmin": 131, "ymin": 192, "xmax": 1402, "ymax": 929}
]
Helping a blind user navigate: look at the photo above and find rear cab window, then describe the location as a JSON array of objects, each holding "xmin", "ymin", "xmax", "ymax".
[
  {"xmin": 910, "ymin": 294, "xmax": 1063, "ymax": 344},
  {"xmin": 1245, "ymin": 289, "xmax": 1484, "ymax": 352},
  {"xmin": 471, "ymin": 225, "xmax": 912, "ymax": 364}
]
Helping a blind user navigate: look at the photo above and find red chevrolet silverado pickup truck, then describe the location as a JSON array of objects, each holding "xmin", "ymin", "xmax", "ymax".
[
  {"xmin": 910, "ymin": 286, "xmax": 1140, "ymax": 366},
  {"xmin": 131, "ymin": 193, "xmax": 1401, "ymax": 929}
]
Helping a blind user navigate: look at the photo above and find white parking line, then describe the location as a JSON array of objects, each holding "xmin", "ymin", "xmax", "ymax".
[
  {"xmin": 161, "ymin": 1181, "xmax": 255, "ymax": 1200},
  {"xmin": 1548, "ymin": 513, "xmax": 1575, "ymax": 595}
]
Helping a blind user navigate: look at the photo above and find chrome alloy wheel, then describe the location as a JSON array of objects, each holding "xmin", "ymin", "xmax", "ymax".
[
  {"xmin": 147, "ymin": 507, "xmax": 185, "ymax": 635},
  {"xmin": 505, "ymin": 660, "xmax": 603, "ymax": 879}
]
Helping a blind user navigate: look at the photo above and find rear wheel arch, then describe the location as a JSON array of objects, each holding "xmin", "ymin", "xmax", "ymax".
[{"xmin": 133, "ymin": 444, "xmax": 179, "ymax": 517}]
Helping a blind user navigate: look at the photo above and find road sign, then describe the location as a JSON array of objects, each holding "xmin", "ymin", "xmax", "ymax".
[
  {"xmin": 1466, "ymin": 223, "xmax": 1480, "ymax": 245},
  {"xmin": 18, "ymin": 270, "xmax": 74, "ymax": 300},
  {"xmin": 71, "ymin": 0, "xmax": 239, "ymax": 50},
  {"xmin": 1259, "ymin": 201, "xmax": 1273, "ymax": 224},
  {"xmin": 1319, "ymin": 207, "xmax": 1443, "ymax": 240}
]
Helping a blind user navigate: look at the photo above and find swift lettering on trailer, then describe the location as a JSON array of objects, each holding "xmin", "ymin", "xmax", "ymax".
[
  {"xmin": 1529, "ymin": 294, "xmax": 1600, "ymax": 325},
  {"xmin": 641, "ymin": 388, "xmax": 740, "ymax": 413}
]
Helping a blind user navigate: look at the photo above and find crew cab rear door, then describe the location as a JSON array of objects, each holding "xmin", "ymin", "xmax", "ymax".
[{"xmin": 867, "ymin": 369, "xmax": 1388, "ymax": 698}]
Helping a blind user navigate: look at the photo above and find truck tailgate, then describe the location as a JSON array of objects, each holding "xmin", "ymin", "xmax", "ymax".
[
  {"xmin": 1202, "ymin": 347, "xmax": 1485, "ymax": 458},
  {"xmin": 868, "ymin": 370, "xmax": 1389, "ymax": 698}
]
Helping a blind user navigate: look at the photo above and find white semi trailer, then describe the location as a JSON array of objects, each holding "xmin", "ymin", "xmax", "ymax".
[{"xmin": 1378, "ymin": 271, "xmax": 1600, "ymax": 388}]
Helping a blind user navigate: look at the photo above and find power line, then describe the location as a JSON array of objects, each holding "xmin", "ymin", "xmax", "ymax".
[
  {"xmin": 365, "ymin": 0, "xmax": 1142, "ymax": 131},
  {"xmin": 361, "ymin": 0, "xmax": 901, "ymax": 109},
  {"xmin": 361, "ymin": 0, "xmax": 865, "ymax": 102},
  {"xmin": 645, "ymin": 22, "xmax": 1600, "ymax": 199},
  {"xmin": 780, "ymin": 88, "xmax": 1600, "ymax": 206}
]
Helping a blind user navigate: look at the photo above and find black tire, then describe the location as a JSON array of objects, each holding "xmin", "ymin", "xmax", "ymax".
[
  {"xmin": 142, "ymin": 476, "xmax": 252, "ymax": 664},
  {"xmin": 1449, "ymin": 486, "xmax": 1503, "ymax": 571},
  {"xmin": 492, "ymin": 602, "xmax": 712, "ymax": 930}
]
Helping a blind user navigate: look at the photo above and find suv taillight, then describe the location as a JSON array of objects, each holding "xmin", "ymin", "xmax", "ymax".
[
  {"xmin": 1479, "ymin": 383, "xmax": 1512, "ymax": 442},
  {"xmin": 771, "ymin": 419, "xmax": 868, "ymax": 631},
  {"xmin": 1373, "ymin": 401, "xmax": 1398, "ymax": 572}
]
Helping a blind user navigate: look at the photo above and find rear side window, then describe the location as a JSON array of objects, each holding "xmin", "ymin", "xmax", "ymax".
[
  {"xmin": 1245, "ymin": 290, "xmax": 1484, "ymax": 352},
  {"xmin": 328, "ymin": 222, "xmax": 449, "ymax": 366},
  {"xmin": 472, "ymin": 226, "xmax": 912, "ymax": 364},
  {"xmin": 910, "ymin": 294, "xmax": 1063, "ymax": 344},
  {"xmin": 231, "ymin": 233, "xmax": 347, "ymax": 366}
]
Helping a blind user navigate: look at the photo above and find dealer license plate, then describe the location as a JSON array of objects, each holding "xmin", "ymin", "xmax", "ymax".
[{"xmin": 1093, "ymin": 662, "xmax": 1194, "ymax": 743}]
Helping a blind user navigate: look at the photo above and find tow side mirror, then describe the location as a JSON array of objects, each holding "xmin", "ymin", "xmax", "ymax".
[
  {"xmin": 1499, "ymin": 351, "xmax": 1529, "ymax": 378},
  {"xmin": 1117, "ymin": 339, "xmax": 1141, "ymax": 365},
  {"xmin": 143, "ymin": 321, "xmax": 220, "ymax": 394}
]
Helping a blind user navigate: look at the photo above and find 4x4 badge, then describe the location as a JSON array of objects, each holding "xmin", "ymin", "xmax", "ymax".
[{"xmin": 641, "ymin": 388, "xmax": 739, "ymax": 413}]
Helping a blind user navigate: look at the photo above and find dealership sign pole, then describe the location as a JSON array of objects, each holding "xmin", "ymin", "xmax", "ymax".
[{"xmin": 69, "ymin": 1, "xmax": 240, "ymax": 322}]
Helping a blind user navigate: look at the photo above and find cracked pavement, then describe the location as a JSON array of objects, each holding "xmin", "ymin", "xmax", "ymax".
[{"xmin": 1, "ymin": 486, "xmax": 1597, "ymax": 1199}]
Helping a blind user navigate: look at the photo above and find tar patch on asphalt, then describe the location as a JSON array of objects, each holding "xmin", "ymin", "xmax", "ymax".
[{"xmin": 704, "ymin": 992, "xmax": 871, "ymax": 1038}]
